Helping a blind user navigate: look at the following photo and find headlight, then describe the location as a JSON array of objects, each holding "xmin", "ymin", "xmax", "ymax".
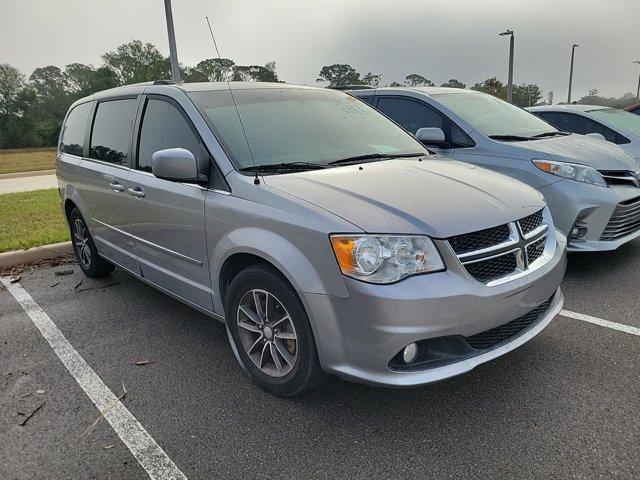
[
  {"xmin": 330, "ymin": 234, "xmax": 445, "ymax": 284},
  {"xmin": 532, "ymin": 159, "xmax": 607, "ymax": 187}
]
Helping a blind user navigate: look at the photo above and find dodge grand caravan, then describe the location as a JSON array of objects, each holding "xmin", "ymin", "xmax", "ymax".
[
  {"xmin": 57, "ymin": 82, "xmax": 566, "ymax": 396},
  {"xmin": 350, "ymin": 87, "xmax": 640, "ymax": 252}
]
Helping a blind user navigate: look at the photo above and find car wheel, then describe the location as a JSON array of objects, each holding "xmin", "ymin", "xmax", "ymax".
[
  {"xmin": 225, "ymin": 264, "xmax": 325, "ymax": 396},
  {"xmin": 69, "ymin": 208, "xmax": 115, "ymax": 278}
]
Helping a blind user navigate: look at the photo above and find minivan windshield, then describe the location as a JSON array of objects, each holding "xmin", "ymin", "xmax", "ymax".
[
  {"xmin": 433, "ymin": 91, "xmax": 558, "ymax": 139},
  {"xmin": 188, "ymin": 87, "xmax": 427, "ymax": 170},
  {"xmin": 588, "ymin": 108, "xmax": 640, "ymax": 137}
]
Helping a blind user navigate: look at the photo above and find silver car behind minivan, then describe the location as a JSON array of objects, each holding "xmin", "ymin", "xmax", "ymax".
[
  {"xmin": 350, "ymin": 87, "xmax": 640, "ymax": 252},
  {"xmin": 58, "ymin": 82, "xmax": 566, "ymax": 396}
]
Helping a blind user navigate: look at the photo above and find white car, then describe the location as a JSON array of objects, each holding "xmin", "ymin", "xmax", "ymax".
[{"xmin": 528, "ymin": 105, "xmax": 640, "ymax": 164}]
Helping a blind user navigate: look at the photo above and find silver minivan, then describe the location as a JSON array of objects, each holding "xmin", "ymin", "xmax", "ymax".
[
  {"xmin": 350, "ymin": 87, "xmax": 640, "ymax": 252},
  {"xmin": 58, "ymin": 82, "xmax": 566, "ymax": 396}
]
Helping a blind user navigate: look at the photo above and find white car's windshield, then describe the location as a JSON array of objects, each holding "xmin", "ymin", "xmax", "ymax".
[
  {"xmin": 433, "ymin": 91, "xmax": 558, "ymax": 139},
  {"xmin": 189, "ymin": 87, "xmax": 427, "ymax": 170},
  {"xmin": 588, "ymin": 108, "xmax": 640, "ymax": 137}
]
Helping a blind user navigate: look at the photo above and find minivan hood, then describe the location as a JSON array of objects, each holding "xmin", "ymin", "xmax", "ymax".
[
  {"xmin": 263, "ymin": 158, "xmax": 545, "ymax": 238},
  {"xmin": 509, "ymin": 134, "xmax": 638, "ymax": 171}
]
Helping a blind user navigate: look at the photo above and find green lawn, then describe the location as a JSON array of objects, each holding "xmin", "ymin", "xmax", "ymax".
[
  {"xmin": 0, "ymin": 147, "xmax": 57, "ymax": 175},
  {"xmin": 0, "ymin": 189, "xmax": 69, "ymax": 253}
]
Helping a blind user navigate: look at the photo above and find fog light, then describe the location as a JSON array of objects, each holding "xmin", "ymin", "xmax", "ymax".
[
  {"xmin": 403, "ymin": 343, "xmax": 418, "ymax": 364},
  {"xmin": 570, "ymin": 227, "xmax": 587, "ymax": 239}
]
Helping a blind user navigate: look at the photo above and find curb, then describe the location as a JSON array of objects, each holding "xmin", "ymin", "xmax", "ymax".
[
  {"xmin": 0, "ymin": 241, "xmax": 73, "ymax": 268},
  {"xmin": 0, "ymin": 170, "xmax": 56, "ymax": 180}
]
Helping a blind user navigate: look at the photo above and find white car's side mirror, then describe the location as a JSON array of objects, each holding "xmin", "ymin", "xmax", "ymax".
[
  {"xmin": 415, "ymin": 127, "xmax": 446, "ymax": 145},
  {"xmin": 585, "ymin": 132, "xmax": 607, "ymax": 142}
]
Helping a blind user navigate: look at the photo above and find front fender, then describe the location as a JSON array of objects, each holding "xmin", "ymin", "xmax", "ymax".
[{"xmin": 210, "ymin": 227, "xmax": 349, "ymax": 313}]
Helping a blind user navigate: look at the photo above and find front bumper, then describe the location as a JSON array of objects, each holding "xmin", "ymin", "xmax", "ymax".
[
  {"xmin": 540, "ymin": 180, "xmax": 640, "ymax": 252},
  {"xmin": 301, "ymin": 231, "xmax": 566, "ymax": 387}
]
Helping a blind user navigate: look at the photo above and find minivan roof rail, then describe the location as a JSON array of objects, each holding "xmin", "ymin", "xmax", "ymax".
[
  {"xmin": 330, "ymin": 85, "xmax": 375, "ymax": 91},
  {"xmin": 153, "ymin": 79, "xmax": 178, "ymax": 85}
]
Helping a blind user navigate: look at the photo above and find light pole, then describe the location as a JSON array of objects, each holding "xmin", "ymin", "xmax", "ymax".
[
  {"xmin": 634, "ymin": 61, "xmax": 640, "ymax": 100},
  {"xmin": 499, "ymin": 30, "xmax": 514, "ymax": 103},
  {"xmin": 163, "ymin": 0, "xmax": 181, "ymax": 83},
  {"xmin": 567, "ymin": 44, "xmax": 578, "ymax": 103}
]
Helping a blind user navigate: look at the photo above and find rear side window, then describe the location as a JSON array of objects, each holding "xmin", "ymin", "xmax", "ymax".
[
  {"xmin": 90, "ymin": 99, "xmax": 138, "ymax": 166},
  {"xmin": 60, "ymin": 102, "xmax": 91, "ymax": 156},
  {"xmin": 137, "ymin": 99, "xmax": 208, "ymax": 173},
  {"xmin": 377, "ymin": 97, "xmax": 444, "ymax": 134}
]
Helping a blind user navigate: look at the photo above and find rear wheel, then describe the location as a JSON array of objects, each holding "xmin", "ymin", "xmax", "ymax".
[
  {"xmin": 225, "ymin": 264, "xmax": 324, "ymax": 396},
  {"xmin": 69, "ymin": 208, "xmax": 115, "ymax": 278}
]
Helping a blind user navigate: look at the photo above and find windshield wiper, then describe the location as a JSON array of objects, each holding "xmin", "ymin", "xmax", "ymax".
[
  {"xmin": 488, "ymin": 134, "xmax": 534, "ymax": 141},
  {"xmin": 327, "ymin": 152, "xmax": 426, "ymax": 166},
  {"xmin": 239, "ymin": 162, "xmax": 327, "ymax": 173},
  {"xmin": 530, "ymin": 131, "xmax": 570, "ymax": 138}
]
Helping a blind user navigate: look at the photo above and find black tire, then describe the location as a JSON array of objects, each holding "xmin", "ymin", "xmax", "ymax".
[
  {"xmin": 225, "ymin": 264, "xmax": 325, "ymax": 396},
  {"xmin": 68, "ymin": 207, "xmax": 115, "ymax": 278}
]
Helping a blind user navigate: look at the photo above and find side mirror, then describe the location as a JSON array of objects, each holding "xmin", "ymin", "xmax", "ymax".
[
  {"xmin": 585, "ymin": 132, "xmax": 607, "ymax": 142},
  {"xmin": 152, "ymin": 148, "xmax": 205, "ymax": 182},
  {"xmin": 415, "ymin": 127, "xmax": 446, "ymax": 145}
]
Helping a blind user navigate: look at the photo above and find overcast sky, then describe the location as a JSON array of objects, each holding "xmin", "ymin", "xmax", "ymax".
[{"xmin": 1, "ymin": 0, "xmax": 639, "ymax": 102}]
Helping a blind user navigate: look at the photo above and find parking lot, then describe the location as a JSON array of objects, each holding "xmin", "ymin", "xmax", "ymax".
[{"xmin": 1, "ymin": 241, "xmax": 639, "ymax": 480}]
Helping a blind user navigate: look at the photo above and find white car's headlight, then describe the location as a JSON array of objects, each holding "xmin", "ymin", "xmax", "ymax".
[
  {"xmin": 330, "ymin": 235, "xmax": 445, "ymax": 284},
  {"xmin": 532, "ymin": 159, "xmax": 607, "ymax": 187}
]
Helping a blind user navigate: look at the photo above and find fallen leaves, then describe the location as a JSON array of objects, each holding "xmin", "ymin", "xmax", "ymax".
[
  {"xmin": 54, "ymin": 269, "xmax": 74, "ymax": 276},
  {"xmin": 134, "ymin": 358, "xmax": 154, "ymax": 366},
  {"xmin": 19, "ymin": 400, "xmax": 46, "ymax": 426}
]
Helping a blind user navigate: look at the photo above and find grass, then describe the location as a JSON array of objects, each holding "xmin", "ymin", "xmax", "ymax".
[
  {"xmin": 0, "ymin": 147, "xmax": 57, "ymax": 175},
  {"xmin": 0, "ymin": 189, "xmax": 69, "ymax": 253}
]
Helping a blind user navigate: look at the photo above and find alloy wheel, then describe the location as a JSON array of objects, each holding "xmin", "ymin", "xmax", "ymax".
[
  {"xmin": 236, "ymin": 289, "xmax": 298, "ymax": 377},
  {"xmin": 73, "ymin": 218, "xmax": 92, "ymax": 268}
]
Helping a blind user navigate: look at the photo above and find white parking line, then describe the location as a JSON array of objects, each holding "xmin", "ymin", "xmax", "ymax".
[
  {"xmin": 1, "ymin": 278, "xmax": 187, "ymax": 480},
  {"xmin": 560, "ymin": 309, "xmax": 640, "ymax": 337}
]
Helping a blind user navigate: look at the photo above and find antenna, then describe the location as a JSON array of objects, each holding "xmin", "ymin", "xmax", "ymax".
[
  {"xmin": 205, "ymin": 16, "xmax": 260, "ymax": 184},
  {"xmin": 205, "ymin": 16, "xmax": 223, "ymax": 60}
]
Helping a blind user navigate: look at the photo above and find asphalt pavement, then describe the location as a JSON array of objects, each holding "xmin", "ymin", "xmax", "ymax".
[{"xmin": 1, "ymin": 241, "xmax": 639, "ymax": 479}]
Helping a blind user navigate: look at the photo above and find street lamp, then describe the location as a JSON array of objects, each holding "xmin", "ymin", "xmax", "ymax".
[
  {"xmin": 634, "ymin": 61, "xmax": 640, "ymax": 100},
  {"xmin": 499, "ymin": 30, "xmax": 514, "ymax": 103},
  {"xmin": 567, "ymin": 44, "xmax": 579, "ymax": 104},
  {"xmin": 163, "ymin": 0, "xmax": 181, "ymax": 83}
]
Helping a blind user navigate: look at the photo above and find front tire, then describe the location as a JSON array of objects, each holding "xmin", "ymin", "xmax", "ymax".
[
  {"xmin": 225, "ymin": 264, "xmax": 324, "ymax": 396},
  {"xmin": 69, "ymin": 208, "xmax": 115, "ymax": 278}
]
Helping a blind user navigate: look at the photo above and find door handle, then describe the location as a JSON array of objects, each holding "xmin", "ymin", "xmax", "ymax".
[
  {"xmin": 109, "ymin": 181, "xmax": 125, "ymax": 192},
  {"xmin": 127, "ymin": 187, "xmax": 145, "ymax": 198}
]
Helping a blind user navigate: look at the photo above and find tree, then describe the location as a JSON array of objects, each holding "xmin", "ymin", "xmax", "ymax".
[
  {"xmin": 102, "ymin": 40, "xmax": 170, "ymax": 84},
  {"xmin": 512, "ymin": 84, "xmax": 543, "ymax": 107},
  {"xmin": 0, "ymin": 63, "xmax": 26, "ymax": 116},
  {"xmin": 440, "ymin": 78, "xmax": 466, "ymax": 89},
  {"xmin": 28, "ymin": 66, "xmax": 70, "ymax": 145},
  {"xmin": 362, "ymin": 72, "xmax": 381, "ymax": 87},
  {"xmin": 184, "ymin": 58, "xmax": 235, "ymax": 82},
  {"xmin": 388, "ymin": 81, "xmax": 402, "ymax": 87},
  {"xmin": 471, "ymin": 77, "xmax": 507, "ymax": 99},
  {"xmin": 318, "ymin": 64, "xmax": 362, "ymax": 88},
  {"xmin": 65, "ymin": 63, "xmax": 119, "ymax": 98},
  {"xmin": 232, "ymin": 63, "xmax": 279, "ymax": 82},
  {"xmin": 404, "ymin": 74, "xmax": 434, "ymax": 87}
]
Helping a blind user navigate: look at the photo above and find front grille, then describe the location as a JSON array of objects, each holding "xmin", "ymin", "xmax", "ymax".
[
  {"xmin": 464, "ymin": 253, "xmax": 518, "ymax": 283},
  {"xmin": 448, "ymin": 224, "xmax": 510, "ymax": 255},
  {"xmin": 598, "ymin": 170, "xmax": 640, "ymax": 187},
  {"xmin": 526, "ymin": 237, "xmax": 546, "ymax": 264},
  {"xmin": 465, "ymin": 296, "xmax": 554, "ymax": 350},
  {"xmin": 518, "ymin": 210, "xmax": 543, "ymax": 236},
  {"xmin": 600, "ymin": 196, "xmax": 640, "ymax": 241},
  {"xmin": 447, "ymin": 209, "xmax": 551, "ymax": 286}
]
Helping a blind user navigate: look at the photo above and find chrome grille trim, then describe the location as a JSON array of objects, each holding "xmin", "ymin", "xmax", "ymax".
[
  {"xmin": 448, "ymin": 208, "xmax": 555, "ymax": 287},
  {"xmin": 601, "ymin": 196, "xmax": 640, "ymax": 241}
]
